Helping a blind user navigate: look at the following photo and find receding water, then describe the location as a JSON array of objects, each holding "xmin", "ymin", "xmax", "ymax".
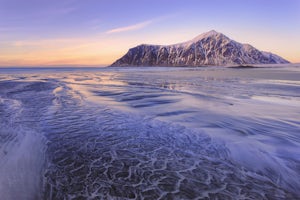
[{"xmin": 0, "ymin": 66, "xmax": 299, "ymax": 199}]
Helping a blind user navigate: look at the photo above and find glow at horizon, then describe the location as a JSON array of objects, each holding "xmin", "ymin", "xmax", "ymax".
[{"xmin": 0, "ymin": 0, "xmax": 299, "ymax": 66}]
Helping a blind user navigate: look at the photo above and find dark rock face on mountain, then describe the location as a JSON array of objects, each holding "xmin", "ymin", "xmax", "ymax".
[{"xmin": 110, "ymin": 30, "xmax": 289, "ymax": 67}]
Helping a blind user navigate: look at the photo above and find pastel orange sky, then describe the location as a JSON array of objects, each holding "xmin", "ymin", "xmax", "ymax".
[{"xmin": 0, "ymin": 0, "xmax": 299, "ymax": 66}]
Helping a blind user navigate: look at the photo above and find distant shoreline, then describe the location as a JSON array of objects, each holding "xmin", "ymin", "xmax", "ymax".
[{"xmin": 0, "ymin": 63, "xmax": 299, "ymax": 69}]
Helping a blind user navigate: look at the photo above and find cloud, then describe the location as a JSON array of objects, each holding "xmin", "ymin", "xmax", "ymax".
[
  {"xmin": 106, "ymin": 20, "xmax": 153, "ymax": 34},
  {"xmin": 105, "ymin": 14, "xmax": 178, "ymax": 34}
]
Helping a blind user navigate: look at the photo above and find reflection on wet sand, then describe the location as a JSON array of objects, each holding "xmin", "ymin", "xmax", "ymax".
[{"xmin": 0, "ymin": 66, "xmax": 299, "ymax": 199}]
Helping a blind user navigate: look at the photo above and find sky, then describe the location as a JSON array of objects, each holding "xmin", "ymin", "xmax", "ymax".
[{"xmin": 0, "ymin": 0, "xmax": 299, "ymax": 66}]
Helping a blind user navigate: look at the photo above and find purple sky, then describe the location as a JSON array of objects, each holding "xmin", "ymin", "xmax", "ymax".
[{"xmin": 0, "ymin": 0, "xmax": 299, "ymax": 66}]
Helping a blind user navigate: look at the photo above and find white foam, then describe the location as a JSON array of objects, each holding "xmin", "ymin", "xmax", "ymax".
[{"xmin": 0, "ymin": 128, "xmax": 45, "ymax": 200}]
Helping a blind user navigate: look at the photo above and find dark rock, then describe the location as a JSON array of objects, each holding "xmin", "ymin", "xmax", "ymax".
[{"xmin": 110, "ymin": 30, "xmax": 289, "ymax": 67}]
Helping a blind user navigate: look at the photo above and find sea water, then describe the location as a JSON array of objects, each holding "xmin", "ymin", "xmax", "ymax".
[{"xmin": 0, "ymin": 65, "xmax": 299, "ymax": 199}]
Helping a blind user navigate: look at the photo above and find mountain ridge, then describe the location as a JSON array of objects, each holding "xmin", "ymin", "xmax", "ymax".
[{"xmin": 110, "ymin": 30, "xmax": 289, "ymax": 67}]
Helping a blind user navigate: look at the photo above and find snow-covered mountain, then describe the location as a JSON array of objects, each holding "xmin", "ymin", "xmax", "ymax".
[{"xmin": 110, "ymin": 30, "xmax": 289, "ymax": 67}]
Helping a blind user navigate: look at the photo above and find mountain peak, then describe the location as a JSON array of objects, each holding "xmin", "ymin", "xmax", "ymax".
[
  {"xmin": 190, "ymin": 30, "xmax": 226, "ymax": 43},
  {"xmin": 203, "ymin": 29, "xmax": 219, "ymax": 36},
  {"xmin": 111, "ymin": 30, "xmax": 289, "ymax": 67}
]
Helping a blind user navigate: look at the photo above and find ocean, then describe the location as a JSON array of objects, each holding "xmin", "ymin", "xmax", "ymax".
[{"xmin": 0, "ymin": 65, "xmax": 299, "ymax": 199}]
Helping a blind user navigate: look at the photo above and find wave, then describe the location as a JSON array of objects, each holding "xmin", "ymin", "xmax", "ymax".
[{"xmin": 0, "ymin": 66, "xmax": 299, "ymax": 199}]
